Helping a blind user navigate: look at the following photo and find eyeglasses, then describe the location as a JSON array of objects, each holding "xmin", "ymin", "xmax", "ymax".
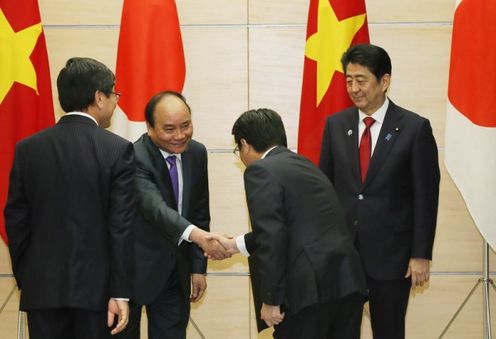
[
  {"xmin": 110, "ymin": 91, "xmax": 121, "ymax": 101},
  {"xmin": 232, "ymin": 145, "xmax": 240, "ymax": 157}
]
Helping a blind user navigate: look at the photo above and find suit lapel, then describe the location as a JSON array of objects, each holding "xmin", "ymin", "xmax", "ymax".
[
  {"xmin": 344, "ymin": 110, "xmax": 362, "ymax": 186},
  {"xmin": 143, "ymin": 135, "xmax": 178, "ymax": 210},
  {"xmin": 181, "ymin": 148, "xmax": 192, "ymax": 217},
  {"xmin": 364, "ymin": 102, "xmax": 402, "ymax": 187}
]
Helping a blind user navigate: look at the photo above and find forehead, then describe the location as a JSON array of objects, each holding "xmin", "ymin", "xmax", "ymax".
[{"xmin": 153, "ymin": 96, "xmax": 191, "ymax": 123}]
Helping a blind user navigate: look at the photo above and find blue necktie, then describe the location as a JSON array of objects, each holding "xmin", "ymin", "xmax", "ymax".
[{"xmin": 166, "ymin": 155, "xmax": 179, "ymax": 204}]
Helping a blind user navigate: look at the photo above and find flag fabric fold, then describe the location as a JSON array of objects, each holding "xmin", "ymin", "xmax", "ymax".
[
  {"xmin": 445, "ymin": 0, "xmax": 496, "ymax": 250},
  {"xmin": 297, "ymin": 0, "xmax": 369, "ymax": 164},
  {"xmin": 113, "ymin": 0, "xmax": 186, "ymax": 142},
  {"xmin": 0, "ymin": 0, "xmax": 55, "ymax": 244}
]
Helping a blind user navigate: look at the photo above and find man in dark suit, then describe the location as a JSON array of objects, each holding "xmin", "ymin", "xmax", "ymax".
[
  {"xmin": 4, "ymin": 57, "xmax": 134, "ymax": 339},
  {"xmin": 212, "ymin": 108, "xmax": 367, "ymax": 338},
  {"xmin": 119, "ymin": 91, "xmax": 228, "ymax": 339},
  {"xmin": 319, "ymin": 44, "xmax": 440, "ymax": 339}
]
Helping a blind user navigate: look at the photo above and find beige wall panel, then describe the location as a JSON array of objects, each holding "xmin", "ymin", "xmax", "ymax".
[
  {"xmin": 434, "ymin": 154, "xmax": 496, "ymax": 272},
  {"xmin": 370, "ymin": 25, "xmax": 452, "ymax": 148},
  {"xmin": 182, "ymin": 27, "xmax": 248, "ymax": 149},
  {"xmin": 0, "ymin": 279, "xmax": 19, "ymax": 337},
  {"xmin": 0, "ymin": 243, "xmax": 12, "ymax": 275},
  {"xmin": 188, "ymin": 275, "xmax": 251, "ymax": 338},
  {"xmin": 367, "ymin": 0, "xmax": 455, "ymax": 23},
  {"xmin": 433, "ymin": 154, "xmax": 485, "ymax": 272},
  {"xmin": 178, "ymin": 0, "xmax": 247, "ymax": 25},
  {"xmin": 39, "ymin": 0, "xmax": 123, "ymax": 25},
  {"xmin": 44, "ymin": 28, "xmax": 119, "ymax": 118},
  {"xmin": 249, "ymin": 26, "xmax": 306, "ymax": 149},
  {"xmin": 249, "ymin": 0, "xmax": 307, "ymax": 24},
  {"xmin": 406, "ymin": 275, "xmax": 496, "ymax": 338},
  {"xmin": 207, "ymin": 153, "xmax": 249, "ymax": 273}
]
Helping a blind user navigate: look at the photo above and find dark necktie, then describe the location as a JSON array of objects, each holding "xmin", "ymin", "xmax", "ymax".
[
  {"xmin": 166, "ymin": 155, "xmax": 179, "ymax": 204},
  {"xmin": 359, "ymin": 117, "xmax": 376, "ymax": 183}
]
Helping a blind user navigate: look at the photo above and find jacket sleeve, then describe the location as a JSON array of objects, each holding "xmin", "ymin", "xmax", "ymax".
[
  {"xmin": 244, "ymin": 164, "xmax": 287, "ymax": 306},
  {"xmin": 134, "ymin": 153, "xmax": 191, "ymax": 245},
  {"xmin": 410, "ymin": 119, "xmax": 440, "ymax": 259},
  {"xmin": 4, "ymin": 145, "xmax": 30, "ymax": 290},
  {"xmin": 108, "ymin": 142, "xmax": 136, "ymax": 298}
]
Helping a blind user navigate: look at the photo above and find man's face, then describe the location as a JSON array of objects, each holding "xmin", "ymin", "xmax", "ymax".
[
  {"xmin": 98, "ymin": 89, "xmax": 120, "ymax": 128},
  {"xmin": 147, "ymin": 96, "xmax": 193, "ymax": 154},
  {"xmin": 345, "ymin": 63, "xmax": 390, "ymax": 115}
]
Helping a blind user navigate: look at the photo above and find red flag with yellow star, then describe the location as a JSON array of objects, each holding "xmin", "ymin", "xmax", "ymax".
[
  {"xmin": 112, "ymin": 0, "xmax": 185, "ymax": 141},
  {"xmin": 298, "ymin": 0, "xmax": 369, "ymax": 164},
  {"xmin": 0, "ymin": 1, "xmax": 55, "ymax": 244}
]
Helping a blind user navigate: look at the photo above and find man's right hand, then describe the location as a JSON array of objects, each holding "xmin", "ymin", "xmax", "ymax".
[
  {"xmin": 108, "ymin": 298, "xmax": 129, "ymax": 335},
  {"xmin": 189, "ymin": 228, "xmax": 232, "ymax": 260}
]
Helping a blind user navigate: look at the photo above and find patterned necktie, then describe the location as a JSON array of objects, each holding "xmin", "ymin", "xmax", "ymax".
[
  {"xmin": 359, "ymin": 117, "xmax": 376, "ymax": 183},
  {"xmin": 166, "ymin": 155, "xmax": 179, "ymax": 204}
]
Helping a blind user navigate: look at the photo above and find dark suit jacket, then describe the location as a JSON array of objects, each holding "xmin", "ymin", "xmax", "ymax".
[
  {"xmin": 4, "ymin": 114, "xmax": 135, "ymax": 311},
  {"xmin": 132, "ymin": 134, "xmax": 209, "ymax": 306},
  {"xmin": 319, "ymin": 100, "xmax": 440, "ymax": 280},
  {"xmin": 243, "ymin": 146, "xmax": 367, "ymax": 332}
]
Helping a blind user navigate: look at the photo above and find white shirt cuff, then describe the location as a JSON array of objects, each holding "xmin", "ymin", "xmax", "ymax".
[
  {"xmin": 236, "ymin": 235, "xmax": 250, "ymax": 257},
  {"xmin": 179, "ymin": 225, "xmax": 197, "ymax": 245}
]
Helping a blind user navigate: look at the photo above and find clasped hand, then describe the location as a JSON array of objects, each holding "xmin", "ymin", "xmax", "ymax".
[{"xmin": 189, "ymin": 228, "xmax": 238, "ymax": 260}]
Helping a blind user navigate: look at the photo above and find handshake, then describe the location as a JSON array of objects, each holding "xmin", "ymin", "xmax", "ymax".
[{"xmin": 189, "ymin": 228, "xmax": 240, "ymax": 260}]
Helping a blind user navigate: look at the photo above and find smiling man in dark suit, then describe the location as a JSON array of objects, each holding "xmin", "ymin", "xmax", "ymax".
[
  {"xmin": 119, "ymin": 91, "xmax": 228, "ymax": 339},
  {"xmin": 212, "ymin": 108, "xmax": 367, "ymax": 339},
  {"xmin": 4, "ymin": 57, "xmax": 134, "ymax": 339},
  {"xmin": 319, "ymin": 44, "xmax": 440, "ymax": 339}
]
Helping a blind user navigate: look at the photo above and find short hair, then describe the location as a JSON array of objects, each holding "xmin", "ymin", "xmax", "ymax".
[
  {"xmin": 144, "ymin": 91, "xmax": 191, "ymax": 127},
  {"xmin": 232, "ymin": 108, "xmax": 287, "ymax": 152},
  {"xmin": 57, "ymin": 57, "xmax": 115, "ymax": 112},
  {"xmin": 341, "ymin": 44, "xmax": 392, "ymax": 80}
]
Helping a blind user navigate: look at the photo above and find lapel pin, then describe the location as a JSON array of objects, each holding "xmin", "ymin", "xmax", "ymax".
[
  {"xmin": 347, "ymin": 129, "xmax": 353, "ymax": 136},
  {"xmin": 385, "ymin": 133, "xmax": 392, "ymax": 141}
]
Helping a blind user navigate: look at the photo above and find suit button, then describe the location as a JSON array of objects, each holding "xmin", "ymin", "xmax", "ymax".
[
  {"xmin": 353, "ymin": 220, "xmax": 359, "ymax": 226},
  {"xmin": 358, "ymin": 194, "xmax": 364, "ymax": 200}
]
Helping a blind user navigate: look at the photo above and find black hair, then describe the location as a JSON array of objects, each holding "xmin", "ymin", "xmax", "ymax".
[
  {"xmin": 341, "ymin": 44, "xmax": 392, "ymax": 80},
  {"xmin": 232, "ymin": 108, "xmax": 287, "ymax": 152},
  {"xmin": 57, "ymin": 57, "xmax": 115, "ymax": 112}
]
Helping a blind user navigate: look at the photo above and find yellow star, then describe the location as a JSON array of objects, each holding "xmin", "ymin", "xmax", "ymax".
[
  {"xmin": 0, "ymin": 9, "xmax": 42, "ymax": 104},
  {"xmin": 305, "ymin": 0, "xmax": 366, "ymax": 106}
]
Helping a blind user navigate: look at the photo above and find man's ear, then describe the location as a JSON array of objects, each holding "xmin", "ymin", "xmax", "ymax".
[{"xmin": 94, "ymin": 90, "xmax": 104, "ymax": 109}]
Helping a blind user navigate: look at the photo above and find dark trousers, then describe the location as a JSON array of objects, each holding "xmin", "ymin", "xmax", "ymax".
[
  {"xmin": 366, "ymin": 275, "xmax": 411, "ymax": 339},
  {"xmin": 118, "ymin": 270, "xmax": 189, "ymax": 339},
  {"xmin": 27, "ymin": 308, "xmax": 110, "ymax": 339},
  {"xmin": 273, "ymin": 292, "xmax": 365, "ymax": 339}
]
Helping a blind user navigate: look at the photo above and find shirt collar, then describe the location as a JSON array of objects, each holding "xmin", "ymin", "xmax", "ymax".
[
  {"xmin": 65, "ymin": 112, "xmax": 99, "ymax": 126},
  {"xmin": 358, "ymin": 97, "xmax": 389, "ymax": 124},
  {"xmin": 159, "ymin": 148, "xmax": 183, "ymax": 162},
  {"xmin": 261, "ymin": 146, "xmax": 278, "ymax": 159}
]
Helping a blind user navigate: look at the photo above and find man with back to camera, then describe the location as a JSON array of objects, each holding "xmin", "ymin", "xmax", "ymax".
[
  {"xmin": 211, "ymin": 108, "xmax": 368, "ymax": 339},
  {"xmin": 319, "ymin": 44, "xmax": 440, "ymax": 339},
  {"xmin": 117, "ymin": 91, "xmax": 230, "ymax": 339},
  {"xmin": 4, "ymin": 57, "xmax": 134, "ymax": 339}
]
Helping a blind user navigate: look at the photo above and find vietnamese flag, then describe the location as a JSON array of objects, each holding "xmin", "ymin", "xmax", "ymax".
[
  {"xmin": 113, "ymin": 0, "xmax": 186, "ymax": 141},
  {"xmin": 0, "ymin": 1, "xmax": 55, "ymax": 244},
  {"xmin": 445, "ymin": 0, "xmax": 496, "ymax": 250},
  {"xmin": 298, "ymin": 0, "xmax": 369, "ymax": 164}
]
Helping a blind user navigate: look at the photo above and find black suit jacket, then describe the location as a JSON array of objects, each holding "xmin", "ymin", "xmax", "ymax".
[
  {"xmin": 319, "ymin": 100, "xmax": 440, "ymax": 280},
  {"xmin": 4, "ymin": 114, "xmax": 135, "ymax": 311},
  {"xmin": 243, "ymin": 147, "xmax": 367, "ymax": 332},
  {"xmin": 132, "ymin": 134, "xmax": 209, "ymax": 305}
]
